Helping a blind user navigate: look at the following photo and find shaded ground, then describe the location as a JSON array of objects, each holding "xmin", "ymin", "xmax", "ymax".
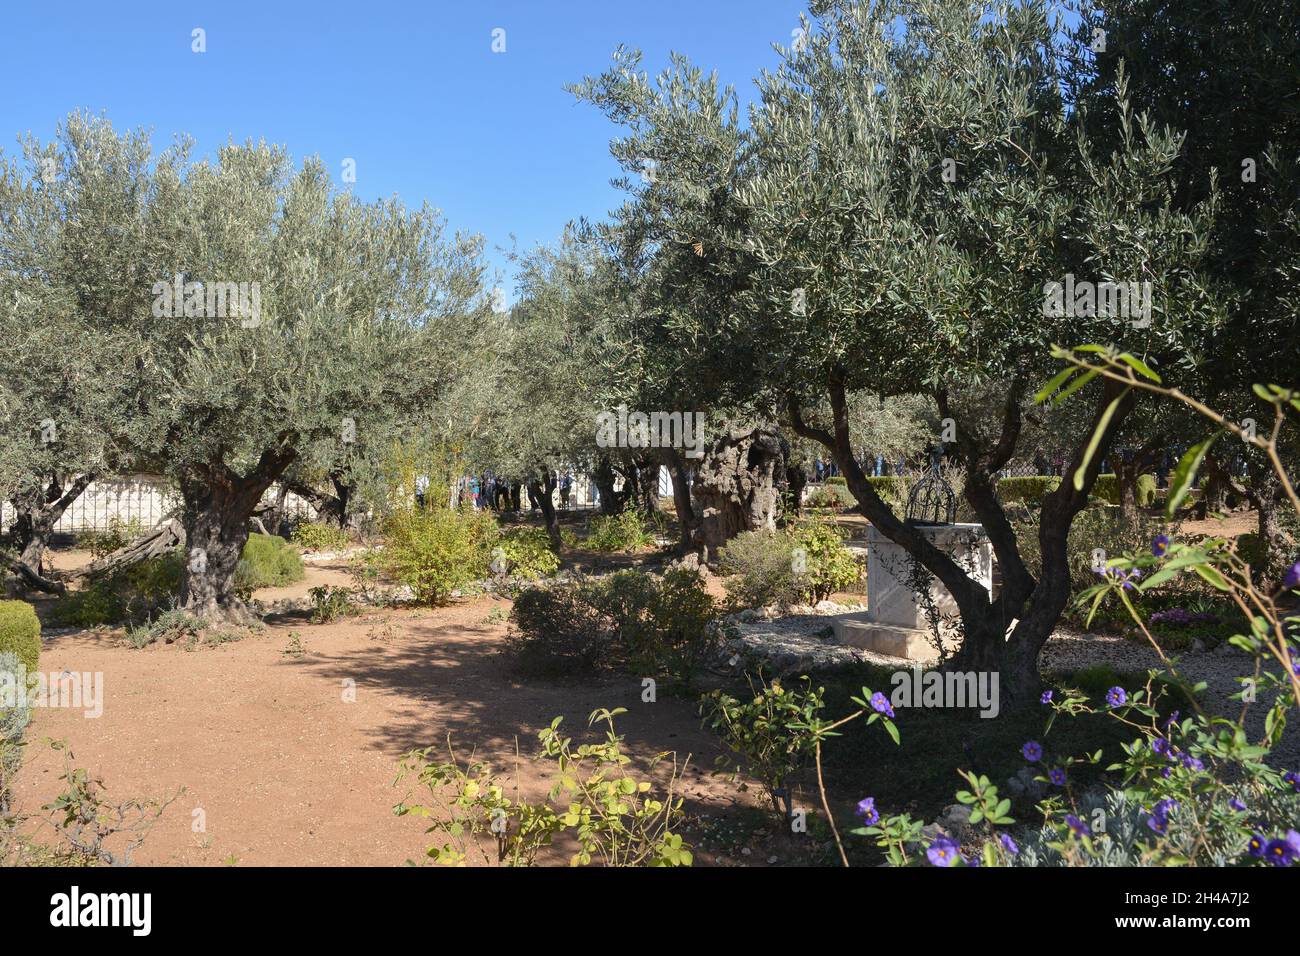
[{"xmin": 16, "ymin": 586, "xmax": 821, "ymax": 866}]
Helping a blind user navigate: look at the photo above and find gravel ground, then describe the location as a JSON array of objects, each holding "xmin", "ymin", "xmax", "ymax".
[{"xmin": 1042, "ymin": 627, "xmax": 1300, "ymax": 769}]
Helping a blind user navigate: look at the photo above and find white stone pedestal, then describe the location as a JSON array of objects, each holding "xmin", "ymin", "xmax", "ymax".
[{"xmin": 832, "ymin": 523, "xmax": 992, "ymax": 661}]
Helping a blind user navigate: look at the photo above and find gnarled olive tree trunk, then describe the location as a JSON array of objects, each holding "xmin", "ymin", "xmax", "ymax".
[
  {"xmin": 177, "ymin": 448, "xmax": 295, "ymax": 622},
  {"xmin": 2, "ymin": 473, "xmax": 94, "ymax": 594},
  {"xmin": 790, "ymin": 377, "xmax": 1134, "ymax": 708},
  {"xmin": 692, "ymin": 425, "xmax": 789, "ymax": 562},
  {"xmin": 526, "ymin": 471, "xmax": 562, "ymax": 548}
]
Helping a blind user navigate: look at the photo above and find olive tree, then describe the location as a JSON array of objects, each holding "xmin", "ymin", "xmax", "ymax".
[
  {"xmin": 0, "ymin": 114, "xmax": 149, "ymax": 591},
  {"xmin": 579, "ymin": 0, "xmax": 1224, "ymax": 703},
  {"xmin": 8, "ymin": 117, "xmax": 487, "ymax": 619}
]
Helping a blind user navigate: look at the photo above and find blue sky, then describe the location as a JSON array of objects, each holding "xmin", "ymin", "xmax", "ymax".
[{"xmin": 0, "ymin": 0, "xmax": 805, "ymax": 297}]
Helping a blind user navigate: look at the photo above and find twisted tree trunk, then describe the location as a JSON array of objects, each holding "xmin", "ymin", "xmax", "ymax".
[
  {"xmin": 692, "ymin": 425, "xmax": 789, "ymax": 562},
  {"xmin": 3, "ymin": 473, "xmax": 94, "ymax": 594}
]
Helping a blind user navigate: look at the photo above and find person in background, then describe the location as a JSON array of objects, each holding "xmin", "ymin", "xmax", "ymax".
[{"xmin": 559, "ymin": 471, "xmax": 573, "ymax": 509}]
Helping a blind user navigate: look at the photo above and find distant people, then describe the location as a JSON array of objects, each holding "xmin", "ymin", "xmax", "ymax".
[
  {"xmin": 414, "ymin": 474, "xmax": 429, "ymax": 509},
  {"xmin": 559, "ymin": 471, "xmax": 573, "ymax": 509}
]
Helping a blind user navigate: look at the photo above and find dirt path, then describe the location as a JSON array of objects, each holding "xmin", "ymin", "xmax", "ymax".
[{"xmin": 16, "ymin": 595, "xmax": 750, "ymax": 866}]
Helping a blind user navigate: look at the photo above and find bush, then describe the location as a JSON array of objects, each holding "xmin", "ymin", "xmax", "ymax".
[
  {"xmin": 1091, "ymin": 473, "xmax": 1158, "ymax": 507},
  {"xmin": 997, "ymin": 475, "xmax": 1061, "ymax": 506},
  {"xmin": 866, "ymin": 475, "xmax": 907, "ymax": 508},
  {"xmin": 585, "ymin": 509, "xmax": 659, "ymax": 552},
  {"xmin": 0, "ymin": 601, "xmax": 39, "ymax": 812},
  {"xmin": 701, "ymin": 677, "xmax": 826, "ymax": 823},
  {"xmin": 825, "ymin": 476, "xmax": 847, "ymax": 487},
  {"xmin": 51, "ymin": 552, "xmax": 184, "ymax": 628},
  {"xmin": 1015, "ymin": 504, "xmax": 1177, "ymax": 602},
  {"xmin": 76, "ymin": 517, "xmax": 146, "ymax": 559},
  {"xmin": 717, "ymin": 530, "xmax": 798, "ymax": 607},
  {"xmin": 495, "ymin": 526, "xmax": 560, "ymax": 579},
  {"xmin": 291, "ymin": 522, "xmax": 352, "ymax": 553},
  {"xmin": 0, "ymin": 601, "xmax": 40, "ymax": 678},
  {"xmin": 381, "ymin": 506, "xmax": 496, "ymax": 605},
  {"xmin": 235, "ymin": 533, "xmax": 305, "ymax": 592},
  {"xmin": 791, "ymin": 521, "xmax": 862, "ymax": 602},
  {"xmin": 507, "ymin": 568, "xmax": 716, "ymax": 685},
  {"xmin": 718, "ymin": 520, "xmax": 862, "ymax": 608},
  {"xmin": 506, "ymin": 584, "xmax": 610, "ymax": 675},
  {"xmin": 395, "ymin": 707, "xmax": 691, "ymax": 866},
  {"xmin": 309, "ymin": 585, "xmax": 353, "ymax": 624}
]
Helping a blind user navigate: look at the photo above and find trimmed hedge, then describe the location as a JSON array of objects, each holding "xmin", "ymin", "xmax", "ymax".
[
  {"xmin": 997, "ymin": 474, "xmax": 1157, "ymax": 507},
  {"xmin": 0, "ymin": 601, "xmax": 40, "ymax": 677},
  {"xmin": 1, "ymin": 600, "xmax": 40, "ymax": 808},
  {"xmin": 998, "ymin": 475, "xmax": 1061, "ymax": 504}
]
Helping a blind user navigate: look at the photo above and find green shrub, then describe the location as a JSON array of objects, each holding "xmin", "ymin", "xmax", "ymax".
[
  {"xmin": 506, "ymin": 583, "xmax": 610, "ymax": 675},
  {"xmin": 495, "ymin": 526, "xmax": 560, "ymax": 579},
  {"xmin": 700, "ymin": 677, "xmax": 826, "ymax": 823},
  {"xmin": 718, "ymin": 520, "xmax": 862, "ymax": 608},
  {"xmin": 1089, "ymin": 473, "xmax": 1158, "ymax": 507},
  {"xmin": 0, "ymin": 601, "xmax": 40, "ymax": 812},
  {"xmin": 396, "ymin": 707, "xmax": 691, "ymax": 867},
  {"xmin": 76, "ymin": 517, "xmax": 146, "ymax": 559},
  {"xmin": 51, "ymin": 552, "xmax": 184, "ymax": 628},
  {"xmin": 125, "ymin": 607, "xmax": 203, "ymax": 648},
  {"xmin": 866, "ymin": 475, "xmax": 907, "ymax": 507},
  {"xmin": 790, "ymin": 520, "xmax": 862, "ymax": 602},
  {"xmin": 236, "ymin": 533, "xmax": 305, "ymax": 591},
  {"xmin": 997, "ymin": 475, "xmax": 1061, "ymax": 506},
  {"xmin": 309, "ymin": 585, "xmax": 353, "ymax": 624},
  {"xmin": 805, "ymin": 484, "xmax": 850, "ymax": 509},
  {"xmin": 585, "ymin": 509, "xmax": 658, "ymax": 552},
  {"xmin": 291, "ymin": 522, "xmax": 352, "ymax": 553},
  {"xmin": 381, "ymin": 506, "xmax": 496, "ymax": 605},
  {"xmin": 595, "ymin": 568, "xmax": 716, "ymax": 682},
  {"xmin": 825, "ymin": 476, "xmax": 847, "ymax": 487},
  {"xmin": 0, "ymin": 601, "xmax": 40, "ymax": 678},
  {"xmin": 507, "ymin": 568, "xmax": 716, "ymax": 685},
  {"xmin": 717, "ymin": 530, "xmax": 797, "ymax": 607}
]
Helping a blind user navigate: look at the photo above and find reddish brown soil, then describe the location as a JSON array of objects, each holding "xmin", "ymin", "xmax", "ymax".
[{"xmin": 16, "ymin": 585, "xmax": 764, "ymax": 866}]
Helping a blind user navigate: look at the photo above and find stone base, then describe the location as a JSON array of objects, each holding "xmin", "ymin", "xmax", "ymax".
[{"xmin": 831, "ymin": 612, "xmax": 942, "ymax": 662}]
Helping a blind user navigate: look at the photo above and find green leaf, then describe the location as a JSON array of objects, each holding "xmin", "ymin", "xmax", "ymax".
[
  {"xmin": 1114, "ymin": 352, "xmax": 1161, "ymax": 383},
  {"xmin": 1072, "ymin": 391, "xmax": 1126, "ymax": 491},
  {"xmin": 1166, "ymin": 434, "xmax": 1220, "ymax": 517}
]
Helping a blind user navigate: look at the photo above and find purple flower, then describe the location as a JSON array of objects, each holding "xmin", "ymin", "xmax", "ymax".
[
  {"xmin": 1178, "ymin": 753, "xmax": 1205, "ymax": 772},
  {"xmin": 999, "ymin": 832, "xmax": 1019, "ymax": 856},
  {"xmin": 1229, "ymin": 798, "xmax": 1247, "ymax": 812},
  {"xmin": 1152, "ymin": 535, "xmax": 1170, "ymax": 557},
  {"xmin": 1264, "ymin": 838, "xmax": 1297, "ymax": 866},
  {"xmin": 870, "ymin": 692, "xmax": 895, "ymax": 718},
  {"xmin": 1106, "ymin": 686, "xmax": 1128, "ymax": 707},
  {"xmin": 1065, "ymin": 814, "xmax": 1090, "ymax": 837},
  {"xmin": 1284, "ymin": 771, "xmax": 1300, "ymax": 793},
  {"xmin": 855, "ymin": 797, "xmax": 880, "ymax": 825},
  {"xmin": 1248, "ymin": 833, "xmax": 1267, "ymax": 857},
  {"xmin": 1144, "ymin": 799, "xmax": 1178, "ymax": 835},
  {"xmin": 1022, "ymin": 741, "xmax": 1043, "ymax": 763},
  {"xmin": 1151, "ymin": 737, "xmax": 1170, "ymax": 755},
  {"xmin": 926, "ymin": 837, "xmax": 963, "ymax": 867},
  {"xmin": 1040, "ymin": 690, "xmax": 1053, "ymax": 704},
  {"xmin": 1049, "ymin": 768, "xmax": 1067, "ymax": 786},
  {"xmin": 1283, "ymin": 562, "xmax": 1300, "ymax": 592}
]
